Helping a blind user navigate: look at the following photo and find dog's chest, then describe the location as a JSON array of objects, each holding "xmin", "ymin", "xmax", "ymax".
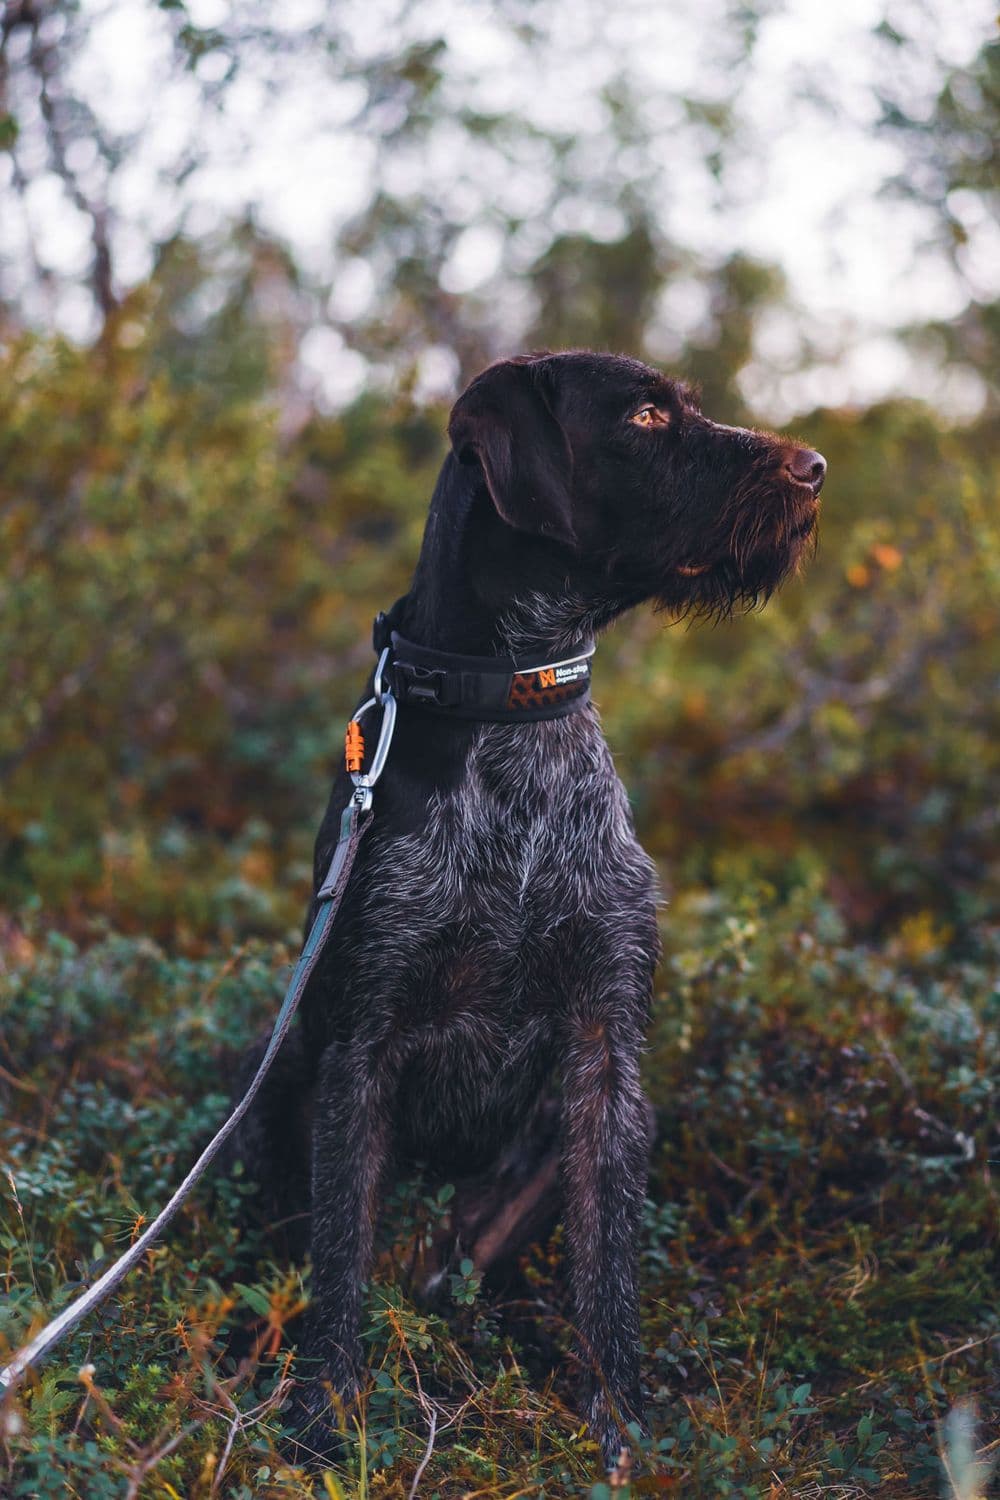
[
  {"xmin": 354, "ymin": 716, "xmax": 655, "ymax": 1011},
  {"xmin": 315, "ymin": 715, "xmax": 658, "ymax": 1163},
  {"xmin": 364, "ymin": 717, "xmax": 644, "ymax": 948}
]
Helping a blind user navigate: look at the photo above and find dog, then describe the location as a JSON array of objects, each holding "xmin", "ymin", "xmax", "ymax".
[{"xmin": 236, "ymin": 349, "xmax": 826, "ymax": 1469}]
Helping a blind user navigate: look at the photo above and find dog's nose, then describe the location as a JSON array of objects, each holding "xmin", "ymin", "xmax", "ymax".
[{"xmin": 784, "ymin": 447, "xmax": 827, "ymax": 494}]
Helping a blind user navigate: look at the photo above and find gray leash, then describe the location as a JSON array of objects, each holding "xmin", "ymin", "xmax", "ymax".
[{"xmin": 0, "ymin": 668, "xmax": 396, "ymax": 1391}]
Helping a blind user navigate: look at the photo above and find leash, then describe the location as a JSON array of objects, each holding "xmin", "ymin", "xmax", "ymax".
[
  {"xmin": 0, "ymin": 654, "xmax": 398, "ymax": 1392},
  {"xmin": 0, "ymin": 600, "xmax": 595, "ymax": 1391}
]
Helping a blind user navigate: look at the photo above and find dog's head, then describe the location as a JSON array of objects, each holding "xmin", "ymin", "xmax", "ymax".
[{"xmin": 448, "ymin": 350, "xmax": 825, "ymax": 626}]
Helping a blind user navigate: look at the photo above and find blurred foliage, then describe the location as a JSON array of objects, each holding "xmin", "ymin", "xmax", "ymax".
[
  {"xmin": 2, "ymin": 2, "xmax": 1000, "ymax": 1495},
  {"xmin": 2, "ymin": 296, "xmax": 997, "ymax": 939},
  {"xmin": 0, "ymin": 0, "xmax": 773, "ymax": 384},
  {"xmin": 879, "ymin": 30, "xmax": 1000, "ymax": 409}
]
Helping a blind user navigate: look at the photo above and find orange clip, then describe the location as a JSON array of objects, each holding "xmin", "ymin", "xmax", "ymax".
[{"xmin": 345, "ymin": 720, "xmax": 365, "ymax": 774}]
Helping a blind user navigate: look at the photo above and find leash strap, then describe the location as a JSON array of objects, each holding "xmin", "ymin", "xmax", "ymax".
[{"xmin": 0, "ymin": 797, "xmax": 373, "ymax": 1391}]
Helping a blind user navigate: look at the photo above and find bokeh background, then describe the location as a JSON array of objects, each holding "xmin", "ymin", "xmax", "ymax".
[{"xmin": 1, "ymin": 3, "xmax": 998, "ymax": 1496}]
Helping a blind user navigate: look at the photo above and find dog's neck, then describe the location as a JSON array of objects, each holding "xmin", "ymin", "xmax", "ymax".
[{"xmin": 401, "ymin": 454, "xmax": 607, "ymax": 659}]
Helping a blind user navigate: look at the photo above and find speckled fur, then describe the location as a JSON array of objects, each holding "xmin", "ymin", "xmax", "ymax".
[
  {"xmin": 232, "ymin": 350, "xmax": 824, "ymax": 1469},
  {"xmin": 280, "ymin": 707, "xmax": 659, "ymax": 1462}
]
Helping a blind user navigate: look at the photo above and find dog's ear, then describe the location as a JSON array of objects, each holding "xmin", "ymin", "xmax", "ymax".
[{"xmin": 448, "ymin": 359, "xmax": 577, "ymax": 548}]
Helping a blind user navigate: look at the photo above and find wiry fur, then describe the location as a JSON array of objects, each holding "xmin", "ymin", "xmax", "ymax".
[{"xmin": 231, "ymin": 350, "xmax": 825, "ymax": 1470}]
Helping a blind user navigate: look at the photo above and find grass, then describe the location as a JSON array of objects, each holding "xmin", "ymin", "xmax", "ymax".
[{"xmin": 1, "ymin": 865, "xmax": 998, "ymax": 1497}]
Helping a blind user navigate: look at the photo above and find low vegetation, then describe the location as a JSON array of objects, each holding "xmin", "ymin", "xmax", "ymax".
[{"xmin": 2, "ymin": 862, "xmax": 998, "ymax": 1496}]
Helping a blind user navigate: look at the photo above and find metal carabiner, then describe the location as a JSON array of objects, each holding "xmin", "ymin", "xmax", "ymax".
[
  {"xmin": 373, "ymin": 646, "xmax": 391, "ymax": 705},
  {"xmin": 348, "ymin": 684, "xmax": 397, "ymax": 812}
]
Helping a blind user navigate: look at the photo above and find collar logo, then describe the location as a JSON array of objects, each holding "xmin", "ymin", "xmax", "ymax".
[{"xmin": 506, "ymin": 657, "xmax": 590, "ymax": 710}]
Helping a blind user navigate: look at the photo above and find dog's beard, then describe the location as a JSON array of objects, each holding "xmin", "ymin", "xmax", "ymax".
[
  {"xmin": 502, "ymin": 469, "xmax": 819, "ymax": 646},
  {"xmin": 652, "ymin": 476, "xmax": 819, "ymax": 623}
]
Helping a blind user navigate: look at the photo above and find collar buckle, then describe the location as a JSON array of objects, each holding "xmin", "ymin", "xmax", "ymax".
[{"xmin": 393, "ymin": 660, "xmax": 459, "ymax": 707}]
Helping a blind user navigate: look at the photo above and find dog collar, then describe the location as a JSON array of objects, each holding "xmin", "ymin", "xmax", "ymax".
[{"xmin": 372, "ymin": 605, "xmax": 594, "ymax": 722}]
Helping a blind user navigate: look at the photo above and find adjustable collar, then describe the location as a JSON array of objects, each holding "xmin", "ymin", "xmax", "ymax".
[{"xmin": 372, "ymin": 599, "xmax": 595, "ymax": 723}]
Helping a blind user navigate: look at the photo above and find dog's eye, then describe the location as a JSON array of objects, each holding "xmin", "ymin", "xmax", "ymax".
[{"xmin": 630, "ymin": 405, "xmax": 669, "ymax": 428}]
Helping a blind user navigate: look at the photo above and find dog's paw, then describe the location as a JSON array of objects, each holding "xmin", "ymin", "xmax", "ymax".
[
  {"xmin": 279, "ymin": 1381, "xmax": 353, "ymax": 1473},
  {"xmin": 605, "ymin": 1442, "xmax": 639, "ymax": 1486},
  {"xmin": 587, "ymin": 1393, "xmax": 647, "ymax": 1477}
]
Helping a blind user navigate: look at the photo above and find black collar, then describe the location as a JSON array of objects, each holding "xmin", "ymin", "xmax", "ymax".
[{"xmin": 373, "ymin": 601, "xmax": 595, "ymax": 722}]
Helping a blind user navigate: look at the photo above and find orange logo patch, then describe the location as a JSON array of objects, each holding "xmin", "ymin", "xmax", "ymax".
[{"xmin": 505, "ymin": 660, "xmax": 590, "ymax": 711}]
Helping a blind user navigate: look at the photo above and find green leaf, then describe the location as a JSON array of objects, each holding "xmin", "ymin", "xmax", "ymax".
[{"xmin": 234, "ymin": 1282, "xmax": 271, "ymax": 1317}]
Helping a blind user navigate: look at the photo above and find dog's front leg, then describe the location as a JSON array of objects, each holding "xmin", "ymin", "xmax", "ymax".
[
  {"xmin": 288, "ymin": 1035, "xmax": 396, "ymax": 1465},
  {"xmin": 561, "ymin": 1012, "xmax": 650, "ymax": 1471}
]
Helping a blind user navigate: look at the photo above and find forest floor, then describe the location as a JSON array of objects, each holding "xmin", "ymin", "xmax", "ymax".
[{"xmin": 2, "ymin": 862, "xmax": 998, "ymax": 1498}]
